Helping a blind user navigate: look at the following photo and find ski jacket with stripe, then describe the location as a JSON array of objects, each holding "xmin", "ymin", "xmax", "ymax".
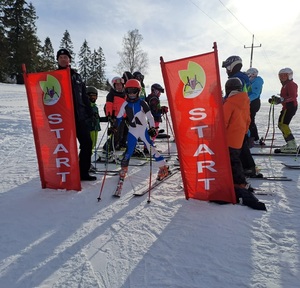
[{"xmin": 105, "ymin": 88, "xmax": 126, "ymax": 117}]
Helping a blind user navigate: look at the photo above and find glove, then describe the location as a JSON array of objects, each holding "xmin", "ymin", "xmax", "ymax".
[
  {"xmin": 268, "ymin": 95, "xmax": 282, "ymax": 105},
  {"xmin": 107, "ymin": 126, "xmax": 117, "ymax": 136},
  {"xmin": 108, "ymin": 116, "xmax": 116, "ymax": 125},
  {"xmin": 161, "ymin": 106, "xmax": 169, "ymax": 114},
  {"xmin": 148, "ymin": 127, "xmax": 157, "ymax": 137}
]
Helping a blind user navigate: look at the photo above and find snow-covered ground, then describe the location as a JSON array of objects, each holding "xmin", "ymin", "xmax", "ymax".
[{"xmin": 0, "ymin": 82, "xmax": 299, "ymax": 288}]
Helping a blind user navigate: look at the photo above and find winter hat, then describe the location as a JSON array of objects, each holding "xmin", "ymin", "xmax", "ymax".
[{"xmin": 56, "ymin": 48, "xmax": 71, "ymax": 60}]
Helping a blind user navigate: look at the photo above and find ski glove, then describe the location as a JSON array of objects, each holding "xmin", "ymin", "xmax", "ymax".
[
  {"xmin": 107, "ymin": 126, "xmax": 117, "ymax": 136},
  {"xmin": 161, "ymin": 106, "xmax": 169, "ymax": 114},
  {"xmin": 148, "ymin": 127, "xmax": 157, "ymax": 137},
  {"xmin": 268, "ymin": 95, "xmax": 282, "ymax": 105}
]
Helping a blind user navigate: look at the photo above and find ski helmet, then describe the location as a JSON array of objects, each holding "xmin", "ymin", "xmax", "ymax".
[
  {"xmin": 56, "ymin": 48, "xmax": 71, "ymax": 60},
  {"xmin": 124, "ymin": 79, "xmax": 141, "ymax": 101},
  {"xmin": 133, "ymin": 71, "xmax": 144, "ymax": 81},
  {"xmin": 246, "ymin": 68, "xmax": 259, "ymax": 78},
  {"xmin": 86, "ymin": 86, "xmax": 98, "ymax": 96},
  {"xmin": 151, "ymin": 83, "xmax": 164, "ymax": 94},
  {"xmin": 122, "ymin": 71, "xmax": 133, "ymax": 83},
  {"xmin": 222, "ymin": 56, "xmax": 242, "ymax": 74},
  {"xmin": 278, "ymin": 67, "xmax": 293, "ymax": 80},
  {"xmin": 225, "ymin": 77, "xmax": 243, "ymax": 95}
]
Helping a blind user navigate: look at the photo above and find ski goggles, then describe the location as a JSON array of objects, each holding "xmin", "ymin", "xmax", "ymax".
[{"xmin": 125, "ymin": 88, "xmax": 140, "ymax": 95}]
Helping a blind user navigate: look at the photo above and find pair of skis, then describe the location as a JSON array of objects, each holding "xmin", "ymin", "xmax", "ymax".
[{"xmin": 113, "ymin": 167, "xmax": 180, "ymax": 198}]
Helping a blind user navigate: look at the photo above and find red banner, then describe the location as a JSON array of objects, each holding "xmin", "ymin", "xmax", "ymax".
[
  {"xmin": 23, "ymin": 66, "xmax": 81, "ymax": 191},
  {"xmin": 160, "ymin": 43, "xmax": 236, "ymax": 203}
]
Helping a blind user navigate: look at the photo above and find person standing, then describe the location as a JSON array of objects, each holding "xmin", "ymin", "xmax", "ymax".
[
  {"xmin": 269, "ymin": 68, "xmax": 298, "ymax": 153},
  {"xmin": 104, "ymin": 76, "xmax": 128, "ymax": 151},
  {"xmin": 223, "ymin": 78, "xmax": 250, "ymax": 188},
  {"xmin": 133, "ymin": 71, "xmax": 146, "ymax": 100},
  {"xmin": 56, "ymin": 48, "xmax": 96, "ymax": 181},
  {"xmin": 116, "ymin": 79, "xmax": 170, "ymax": 186},
  {"xmin": 146, "ymin": 83, "xmax": 168, "ymax": 140},
  {"xmin": 222, "ymin": 55, "xmax": 262, "ymax": 178},
  {"xmin": 246, "ymin": 68, "xmax": 264, "ymax": 145}
]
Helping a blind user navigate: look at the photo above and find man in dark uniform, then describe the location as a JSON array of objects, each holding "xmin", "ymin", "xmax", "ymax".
[{"xmin": 56, "ymin": 48, "xmax": 96, "ymax": 181}]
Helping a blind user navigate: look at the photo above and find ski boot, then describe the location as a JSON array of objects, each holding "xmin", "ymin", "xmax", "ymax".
[
  {"xmin": 114, "ymin": 167, "xmax": 128, "ymax": 197},
  {"xmin": 157, "ymin": 165, "xmax": 170, "ymax": 181}
]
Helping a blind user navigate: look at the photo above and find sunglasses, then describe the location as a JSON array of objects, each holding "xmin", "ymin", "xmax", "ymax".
[{"xmin": 125, "ymin": 88, "xmax": 139, "ymax": 94}]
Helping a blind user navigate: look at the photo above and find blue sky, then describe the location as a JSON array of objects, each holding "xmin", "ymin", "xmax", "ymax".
[{"xmin": 30, "ymin": 0, "xmax": 300, "ymax": 100}]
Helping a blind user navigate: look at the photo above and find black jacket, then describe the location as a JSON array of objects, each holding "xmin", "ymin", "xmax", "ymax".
[{"xmin": 70, "ymin": 69, "xmax": 93, "ymax": 123}]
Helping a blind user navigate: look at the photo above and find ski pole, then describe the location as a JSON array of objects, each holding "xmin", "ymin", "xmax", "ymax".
[
  {"xmin": 147, "ymin": 144, "xmax": 153, "ymax": 203},
  {"xmin": 97, "ymin": 121, "xmax": 112, "ymax": 201},
  {"xmin": 164, "ymin": 113, "xmax": 170, "ymax": 156},
  {"xmin": 263, "ymin": 102, "xmax": 273, "ymax": 144},
  {"xmin": 269, "ymin": 102, "xmax": 276, "ymax": 155},
  {"xmin": 165, "ymin": 113, "xmax": 175, "ymax": 139},
  {"xmin": 94, "ymin": 122, "xmax": 109, "ymax": 169}
]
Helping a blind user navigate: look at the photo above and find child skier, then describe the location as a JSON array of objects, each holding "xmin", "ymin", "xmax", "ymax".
[{"xmin": 113, "ymin": 79, "xmax": 170, "ymax": 196}]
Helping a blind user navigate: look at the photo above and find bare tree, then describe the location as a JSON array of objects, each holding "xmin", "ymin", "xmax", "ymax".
[{"xmin": 116, "ymin": 29, "xmax": 148, "ymax": 75}]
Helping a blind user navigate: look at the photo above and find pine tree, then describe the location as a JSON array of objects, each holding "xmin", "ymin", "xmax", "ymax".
[
  {"xmin": 59, "ymin": 30, "xmax": 75, "ymax": 64},
  {"xmin": 39, "ymin": 37, "xmax": 56, "ymax": 72},
  {"xmin": 0, "ymin": 2, "xmax": 9, "ymax": 82},
  {"xmin": 78, "ymin": 39, "xmax": 92, "ymax": 83},
  {"xmin": 1, "ymin": 0, "xmax": 41, "ymax": 82},
  {"xmin": 116, "ymin": 29, "xmax": 148, "ymax": 75},
  {"xmin": 89, "ymin": 47, "xmax": 106, "ymax": 89}
]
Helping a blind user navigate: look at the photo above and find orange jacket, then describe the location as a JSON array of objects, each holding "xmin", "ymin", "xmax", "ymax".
[
  {"xmin": 105, "ymin": 88, "xmax": 126, "ymax": 117},
  {"xmin": 223, "ymin": 91, "xmax": 250, "ymax": 149}
]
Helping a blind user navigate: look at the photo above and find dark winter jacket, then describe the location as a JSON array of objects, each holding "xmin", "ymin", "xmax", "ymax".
[
  {"xmin": 227, "ymin": 71, "xmax": 250, "ymax": 96},
  {"xmin": 69, "ymin": 69, "xmax": 93, "ymax": 123},
  {"xmin": 57, "ymin": 67, "xmax": 94, "ymax": 125},
  {"xmin": 146, "ymin": 93, "xmax": 163, "ymax": 122},
  {"xmin": 89, "ymin": 103, "xmax": 101, "ymax": 131}
]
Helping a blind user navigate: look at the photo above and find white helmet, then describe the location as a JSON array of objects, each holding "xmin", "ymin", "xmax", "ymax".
[
  {"xmin": 247, "ymin": 68, "xmax": 258, "ymax": 78},
  {"xmin": 278, "ymin": 68, "xmax": 293, "ymax": 80},
  {"xmin": 111, "ymin": 76, "xmax": 124, "ymax": 86}
]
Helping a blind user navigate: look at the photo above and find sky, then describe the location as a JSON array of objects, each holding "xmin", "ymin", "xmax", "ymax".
[
  {"xmin": 1, "ymin": 83, "xmax": 300, "ymax": 287},
  {"xmin": 29, "ymin": 0, "xmax": 300, "ymax": 100}
]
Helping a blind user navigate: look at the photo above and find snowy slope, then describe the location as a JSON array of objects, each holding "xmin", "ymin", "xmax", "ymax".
[{"xmin": 0, "ymin": 83, "xmax": 300, "ymax": 288}]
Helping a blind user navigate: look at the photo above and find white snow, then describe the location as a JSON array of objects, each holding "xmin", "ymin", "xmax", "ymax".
[{"xmin": 0, "ymin": 83, "xmax": 299, "ymax": 288}]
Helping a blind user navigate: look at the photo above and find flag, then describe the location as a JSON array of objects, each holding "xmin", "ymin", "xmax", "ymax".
[
  {"xmin": 160, "ymin": 43, "xmax": 236, "ymax": 203},
  {"xmin": 23, "ymin": 65, "xmax": 81, "ymax": 191}
]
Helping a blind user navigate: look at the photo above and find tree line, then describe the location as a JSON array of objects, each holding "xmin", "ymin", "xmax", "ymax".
[{"xmin": 0, "ymin": 0, "xmax": 148, "ymax": 90}]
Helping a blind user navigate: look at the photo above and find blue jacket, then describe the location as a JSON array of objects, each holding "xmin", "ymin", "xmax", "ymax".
[
  {"xmin": 248, "ymin": 76, "xmax": 264, "ymax": 102},
  {"xmin": 231, "ymin": 71, "xmax": 250, "ymax": 92}
]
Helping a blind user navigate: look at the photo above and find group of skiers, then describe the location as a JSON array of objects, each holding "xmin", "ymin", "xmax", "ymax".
[
  {"xmin": 222, "ymin": 54, "xmax": 298, "ymax": 210},
  {"xmin": 56, "ymin": 47, "xmax": 170, "ymax": 183},
  {"xmin": 57, "ymin": 46, "xmax": 296, "ymax": 209}
]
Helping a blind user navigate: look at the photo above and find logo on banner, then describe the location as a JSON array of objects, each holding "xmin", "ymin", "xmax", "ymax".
[
  {"xmin": 40, "ymin": 75, "xmax": 61, "ymax": 106},
  {"xmin": 179, "ymin": 61, "xmax": 206, "ymax": 99}
]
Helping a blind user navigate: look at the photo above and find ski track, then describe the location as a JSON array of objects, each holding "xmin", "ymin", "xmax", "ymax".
[{"xmin": 0, "ymin": 83, "xmax": 300, "ymax": 287}]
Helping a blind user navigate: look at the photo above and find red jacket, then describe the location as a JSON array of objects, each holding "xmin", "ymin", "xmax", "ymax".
[
  {"xmin": 105, "ymin": 88, "xmax": 126, "ymax": 117},
  {"xmin": 223, "ymin": 91, "xmax": 250, "ymax": 149},
  {"xmin": 280, "ymin": 79, "xmax": 298, "ymax": 109}
]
